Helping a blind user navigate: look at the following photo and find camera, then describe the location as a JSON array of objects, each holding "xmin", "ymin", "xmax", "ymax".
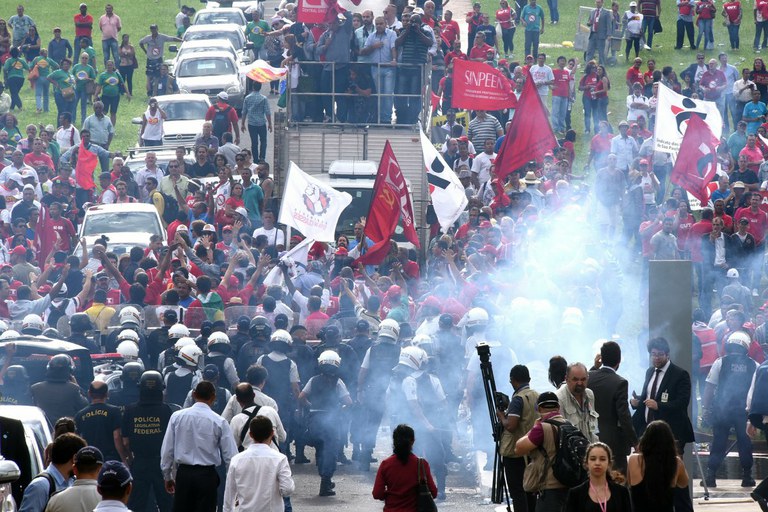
[{"xmin": 494, "ymin": 391, "xmax": 509, "ymax": 410}]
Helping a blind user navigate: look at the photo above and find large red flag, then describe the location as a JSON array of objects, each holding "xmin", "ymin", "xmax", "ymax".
[
  {"xmin": 356, "ymin": 142, "xmax": 419, "ymax": 265},
  {"xmin": 75, "ymin": 142, "xmax": 98, "ymax": 190},
  {"xmin": 670, "ymin": 114, "xmax": 720, "ymax": 204},
  {"xmin": 494, "ymin": 69, "xmax": 558, "ymax": 180},
  {"xmin": 451, "ymin": 59, "xmax": 518, "ymax": 111}
]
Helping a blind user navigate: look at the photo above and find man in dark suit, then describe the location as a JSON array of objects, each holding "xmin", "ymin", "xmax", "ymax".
[
  {"xmin": 631, "ymin": 337, "xmax": 696, "ymax": 454},
  {"xmin": 586, "ymin": 0, "xmax": 612, "ymax": 65},
  {"xmin": 588, "ymin": 341, "xmax": 637, "ymax": 473}
]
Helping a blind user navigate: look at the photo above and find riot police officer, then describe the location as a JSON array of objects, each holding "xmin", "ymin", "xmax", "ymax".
[
  {"xmin": 116, "ymin": 329, "xmax": 144, "ymax": 368},
  {"xmin": 75, "ymin": 381, "xmax": 126, "ymax": 462},
  {"xmin": 164, "ymin": 342, "xmax": 202, "ymax": 407},
  {"xmin": 229, "ymin": 316, "xmax": 252, "ymax": 358},
  {"xmin": 434, "ymin": 313, "xmax": 464, "ymax": 416},
  {"xmin": 157, "ymin": 323, "xmax": 190, "ymax": 371},
  {"xmin": 0, "ymin": 365, "xmax": 33, "ymax": 405},
  {"xmin": 206, "ymin": 332, "xmax": 240, "ymax": 392},
  {"xmin": 69, "ymin": 313, "xmax": 100, "ymax": 353},
  {"xmin": 195, "ymin": 320, "xmax": 214, "ymax": 354},
  {"xmin": 703, "ymin": 331, "xmax": 758, "ymax": 487},
  {"xmin": 357, "ymin": 319, "xmax": 401, "ymax": 471},
  {"xmin": 299, "ymin": 350, "xmax": 353, "ymax": 497},
  {"xmin": 347, "ymin": 320, "xmax": 373, "ymax": 362},
  {"xmin": 236, "ymin": 316, "xmax": 271, "ymax": 378},
  {"xmin": 122, "ymin": 371, "xmax": 179, "ymax": 512},
  {"xmin": 31, "ymin": 354, "xmax": 88, "ymax": 424},
  {"xmin": 105, "ymin": 307, "xmax": 150, "ymax": 365},
  {"xmin": 20, "ymin": 314, "xmax": 45, "ymax": 336},
  {"xmin": 108, "ymin": 362, "xmax": 143, "ymax": 411},
  {"xmin": 181, "ymin": 364, "xmax": 231, "ymax": 414},
  {"xmin": 147, "ymin": 309, "xmax": 178, "ymax": 371},
  {"xmin": 258, "ymin": 329, "xmax": 300, "ymax": 455}
]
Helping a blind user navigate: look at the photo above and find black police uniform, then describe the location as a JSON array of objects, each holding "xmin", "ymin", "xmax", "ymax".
[
  {"xmin": 108, "ymin": 384, "xmax": 140, "ymax": 412},
  {"xmin": 122, "ymin": 398, "xmax": 179, "ymax": 512},
  {"xmin": 236, "ymin": 340, "xmax": 269, "ymax": 378},
  {"xmin": 165, "ymin": 369, "xmax": 195, "ymax": 408},
  {"xmin": 230, "ymin": 330, "xmax": 251, "ymax": 358},
  {"xmin": 147, "ymin": 325, "xmax": 171, "ymax": 371},
  {"xmin": 69, "ymin": 331, "xmax": 101, "ymax": 354},
  {"xmin": 304, "ymin": 372, "xmax": 348, "ymax": 493},
  {"xmin": 360, "ymin": 340, "xmax": 400, "ymax": 462},
  {"xmin": 434, "ymin": 328, "xmax": 464, "ymax": 415},
  {"xmin": 75, "ymin": 401, "xmax": 123, "ymax": 461},
  {"xmin": 207, "ymin": 353, "xmax": 236, "ymax": 392},
  {"xmin": 31, "ymin": 379, "xmax": 88, "ymax": 424}
]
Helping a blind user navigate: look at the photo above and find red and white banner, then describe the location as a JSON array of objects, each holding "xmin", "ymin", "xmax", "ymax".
[
  {"xmin": 670, "ymin": 114, "xmax": 720, "ymax": 204},
  {"xmin": 244, "ymin": 60, "xmax": 287, "ymax": 83},
  {"xmin": 297, "ymin": 0, "xmax": 382, "ymax": 24},
  {"xmin": 451, "ymin": 59, "xmax": 518, "ymax": 111},
  {"xmin": 654, "ymin": 82, "xmax": 723, "ymax": 154}
]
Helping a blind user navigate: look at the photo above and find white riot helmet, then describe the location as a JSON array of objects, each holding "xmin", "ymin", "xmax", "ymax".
[
  {"xmin": 118, "ymin": 329, "xmax": 140, "ymax": 345},
  {"xmin": 168, "ymin": 323, "xmax": 190, "ymax": 340},
  {"xmin": 119, "ymin": 306, "xmax": 141, "ymax": 327},
  {"xmin": 270, "ymin": 329, "xmax": 292, "ymax": 351},
  {"xmin": 399, "ymin": 346, "xmax": 428, "ymax": 371},
  {"xmin": 174, "ymin": 336, "xmax": 195, "ymax": 352},
  {"xmin": 0, "ymin": 330, "xmax": 19, "ymax": 340},
  {"xmin": 410, "ymin": 334, "xmax": 434, "ymax": 356},
  {"xmin": 318, "ymin": 350, "xmax": 341, "ymax": 367},
  {"xmin": 21, "ymin": 314, "xmax": 44, "ymax": 335},
  {"xmin": 726, "ymin": 331, "xmax": 751, "ymax": 352},
  {"xmin": 117, "ymin": 340, "xmax": 140, "ymax": 362},
  {"xmin": 207, "ymin": 331, "xmax": 230, "ymax": 350},
  {"xmin": 465, "ymin": 308, "xmax": 489, "ymax": 329},
  {"xmin": 378, "ymin": 319, "xmax": 400, "ymax": 341},
  {"xmin": 179, "ymin": 344, "xmax": 203, "ymax": 367},
  {"xmin": 0, "ymin": 320, "xmax": 9, "ymax": 335}
]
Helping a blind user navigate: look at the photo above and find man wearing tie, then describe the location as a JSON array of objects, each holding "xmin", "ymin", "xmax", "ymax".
[
  {"xmin": 586, "ymin": 0, "xmax": 612, "ymax": 65},
  {"xmin": 631, "ymin": 337, "xmax": 695, "ymax": 454}
]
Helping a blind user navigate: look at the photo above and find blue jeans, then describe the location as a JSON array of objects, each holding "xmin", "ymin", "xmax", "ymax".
[
  {"xmin": 102, "ymin": 38, "xmax": 119, "ymax": 67},
  {"xmin": 697, "ymin": 18, "xmax": 714, "ymax": 48},
  {"xmin": 54, "ymin": 91, "xmax": 76, "ymax": 122},
  {"xmin": 395, "ymin": 67, "xmax": 422, "ymax": 125},
  {"xmin": 75, "ymin": 89, "xmax": 89, "ymax": 124},
  {"xmin": 551, "ymin": 95, "xmax": 567, "ymax": 132},
  {"xmin": 524, "ymin": 31, "xmax": 540, "ymax": 58},
  {"xmin": 546, "ymin": 0, "xmax": 559, "ymax": 22},
  {"xmin": 74, "ymin": 36, "xmax": 93, "ymax": 53},
  {"xmin": 756, "ymin": 21, "xmax": 768, "ymax": 48},
  {"xmin": 727, "ymin": 23, "xmax": 740, "ymax": 48},
  {"xmin": 641, "ymin": 16, "xmax": 657, "ymax": 47},
  {"xmin": 371, "ymin": 66, "xmax": 395, "ymax": 124},
  {"xmin": 35, "ymin": 80, "xmax": 50, "ymax": 112}
]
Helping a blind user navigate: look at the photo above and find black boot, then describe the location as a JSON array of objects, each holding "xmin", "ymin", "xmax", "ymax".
[
  {"xmin": 743, "ymin": 469, "xmax": 757, "ymax": 487},
  {"xmin": 319, "ymin": 476, "xmax": 336, "ymax": 497},
  {"xmin": 700, "ymin": 472, "xmax": 717, "ymax": 488}
]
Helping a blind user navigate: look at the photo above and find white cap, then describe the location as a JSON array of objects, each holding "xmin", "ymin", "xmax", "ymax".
[
  {"xmin": 235, "ymin": 206, "xmax": 249, "ymax": 218},
  {"xmin": 217, "ymin": 91, "xmax": 229, "ymax": 101},
  {"xmin": 8, "ymin": 172, "xmax": 23, "ymax": 183},
  {"xmin": 629, "ymin": 1, "xmax": 637, "ymax": 6},
  {"xmin": 203, "ymin": 224, "xmax": 216, "ymax": 232},
  {"xmin": 727, "ymin": 268, "xmax": 740, "ymax": 278},
  {"xmin": 22, "ymin": 184, "xmax": 35, "ymax": 192}
]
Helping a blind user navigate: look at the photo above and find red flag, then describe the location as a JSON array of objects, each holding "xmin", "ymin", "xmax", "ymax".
[
  {"xmin": 670, "ymin": 114, "xmax": 719, "ymax": 204},
  {"xmin": 356, "ymin": 142, "xmax": 419, "ymax": 265},
  {"xmin": 494, "ymin": 69, "xmax": 558, "ymax": 180},
  {"xmin": 431, "ymin": 91, "xmax": 441, "ymax": 113},
  {"xmin": 451, "ymin": 59, "xmax": 518, "ymax": 111},
  {"xmin": 75, "ymin": 142, "xmax": 98, "ymax": 190}
]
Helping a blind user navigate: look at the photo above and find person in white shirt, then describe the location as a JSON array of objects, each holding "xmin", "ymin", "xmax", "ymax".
[
  {"xmin": 529, "ymin": 53, "xmax": 555, "ymax": 101},
  {"xmin": 223, "ymin": 415, "xmax": 294, "ymax": 512},
  {"xmin": 134, "ymin": 152, "xmax": 165, "ymax": 202},
  {"xmin": 252, "ymin": 209, "xmax": 285, "ymax": 249},
  {"xmin": 229, "ymin": 383, "xmax": 285, "ymax": 451},
  {"xmin": 472, "ymin": 138, "xmax": 497, "ymax": 186},
  {"xmin": 626, "ymin": 82, "xmax": 650, "ymax": 122},
  {"xmin": 55, "ymin": 113, "xmax": 81, "ymax": 152}
]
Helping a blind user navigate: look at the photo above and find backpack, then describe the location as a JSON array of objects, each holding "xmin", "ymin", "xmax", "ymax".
[
  {"xmin": 543, "ymin": 419, "xmax": 589, "ymax": 488},
  {"xmin": 47, "ymin": 299, "xmax": 69, "ymax": 328},
  {"xmin": 212, "ymin": 106, "xmax": 232, "ymax": 139},
  {"xmin": 154, "ymin": 190, "xmax": 179, "ymax": 224},
  {"xmin": 238, "ymin": 404, "xmax": 262, "ymax": 450}
]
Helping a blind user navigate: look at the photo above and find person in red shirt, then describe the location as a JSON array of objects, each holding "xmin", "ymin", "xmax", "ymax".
[
  {"xmin": 700, "ymin": 58, "xmax": 727, "ymax": 101},
  {"xmin": 626, "ymin": 58, "xmax": 643, "ymax": 92},
  {"xmin": 466, "ymin": 2, "xmax": 484, "ymax": 48},
  {"xmin": 444, "ymin": 39, "xmax": 466, "ymax": 66},
  {"xmin": 495, "ymin": 0, "xmax": 516, "ymax": 57},
  {"xmin": 722, "ymin": 0, "xmax": 742, "ymax": 49},
  {"xmin": 440, "ymin": 10, "xmax": 461, "ymax": 46},
  {"xmin": 23, "ymin": 138, "xmax": 55, "ymax": 170},
  {"xmin": 73, "ymin": 4, "xmax": 94, "ymax": 49},
  {"xmin": 551, "ymin": 56, "xmax": 570, "ymax": 134},
  {"xmin": 643, "ymin": 58, "xmax": 656, "ymax": 82},
  {"xmin": 40, "ymin": 202, "xmax": 76, "ymax": 258},
  {"xmin": 696, "ymin": 0, "xmax": 717, "ymax": 50},
  {"xmin": 587, "ymin": 120, "xmax": 613, "ymax": 170},
  {"xmin": 468, "ymin": 31, "xmax": 493, "ymax": 61},
  {"xmin": 714, "ymin": 198, "xmax": 735, "ymax": 233},
  {"xmin": 373, "ymin": 425, "xmax": 438, "ymax": 505},
  {"xmin": 205, "ymin": 92, "xmax": 240, "ymax": 145},
  {"xmin": 689, "ymin": 208, "xmax": 714, "ymax": 292}
]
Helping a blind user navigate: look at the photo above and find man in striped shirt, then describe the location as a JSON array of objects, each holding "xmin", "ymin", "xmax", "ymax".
[{"xmin": 468, "ymin": 110, "xmax": 503, "ymax": 149}]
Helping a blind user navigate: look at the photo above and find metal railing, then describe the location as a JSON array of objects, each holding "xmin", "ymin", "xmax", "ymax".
[{"xmin": 283, "ymin": 61, "xmax": 432, "ymax": 131}]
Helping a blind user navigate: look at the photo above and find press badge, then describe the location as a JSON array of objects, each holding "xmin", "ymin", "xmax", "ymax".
[{"xmin": 661, "ymin": 392, "xmax": 669, "ymax": 403}]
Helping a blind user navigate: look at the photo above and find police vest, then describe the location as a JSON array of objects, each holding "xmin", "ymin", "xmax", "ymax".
[
  {"xmin": 212, "ymin": 386, "xmax": 228, "ymax": 415},
  {"xmin": 261, "ymin": 356, "xmax": 292, "ymax": 408},
  {"xmin": 695, "ymin": 325, "xmax": 719, "ymax": 369},
  {"xmin": 124, "ymin": 401, "xmax": 177, "ymax": 458},
  {"xmin": 166, "ymin": 372, "xmax": 194, "ymax": 407},
  {"xmin": 501, "ymin": 386, "xmax": 540, "ymax": 457},
  {"xmin": 207, "ymin": 353, "xmax": 235, "ymax": 391},
  {"xmin": 366, "ymin": 341, "xmax": 400, "ymax": 392},
  {"xmin": 416, "ymin": 371, "xmax": 445, "ymax": 425},
  {"xmin": 308, "ymin": 374, "xmax": 340, "ymax": 412},
  {"xmin": 108, "ymin": 385, "xmax": 140, "ymax": 412},
  {"xmin": 714, "ymin": 353, "xmax": 756, "ymax": 418}
]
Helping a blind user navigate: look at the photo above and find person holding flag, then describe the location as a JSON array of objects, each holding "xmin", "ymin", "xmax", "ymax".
[{"xmin": 59, "ymin": 129, "xmax": 120, "ymax": 208}]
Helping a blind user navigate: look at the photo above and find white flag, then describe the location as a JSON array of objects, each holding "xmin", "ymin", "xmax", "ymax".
[
  {"xmin": 262, "ymin": 237, "xmax": 315, "ymax": 287},
  {"xmin": 654, "ymin": 83, "xmax": 723, "ymax": 154},
  {"xmin": 419, "ymin": 132, "xmax": 468, "ymax": 232},
  {"xmin": 278, "ymin": 162, "xmax": 352, "ymax": 242}
]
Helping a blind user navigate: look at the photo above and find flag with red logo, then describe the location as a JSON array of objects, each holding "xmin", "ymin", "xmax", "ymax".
[
  {"xmin": 244, "ymin": 60, "xmax": 288, "ymax": 83},
  {"xmin": 297, "ymin": 0, "xmax": 377, "ymax": 23},
  {"xmin": 670, "ymin": 114, "xmax": 720, "ymax": 204},
  {"xmin": 451, "ymin": 59, "xmax": 518, "ymax": 111},
  {"xmin": 654, "ymin": 83, "xmax": 723, "ymax": 154},
  {"xmin": 356, "ymin": 142, "xmax": 419, "ymax": 265},
  {"xmin": 75, "ymin": 142, "xmax": 98, "ymax": 190},
  {"xmin": 494, "ymin": 69, "xmax": 557, "ymax": 180}
]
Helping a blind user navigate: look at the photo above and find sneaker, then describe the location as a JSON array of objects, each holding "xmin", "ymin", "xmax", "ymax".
[
  {"xmin": 743, "ymin": 477, "xmax": 757, "ymax": 487},
  {"xmin": 644, "ymin": 44, "xmax": 651, "ymax": 50}
]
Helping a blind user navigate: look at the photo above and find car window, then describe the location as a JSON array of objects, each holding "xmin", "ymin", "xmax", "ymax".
[
  {"xmin": 196, "ymin": 12, "xmax": 243, "ymax": 24},
  {"xmin": 185, "ymin": 30, "xmax": 242, "ymax": 50},
  {"xmin": 179, "ymin": 46, "xmax": 236, "ymax": 61},
  {"xmin": 82, "ymin": 212, "xmax": 163, "ymax": 237},
  {"xmin": 158, "ymin": 100, "xmax": 209, "ymax": 120},
  {"xmin": 177, "ymin": 58, "xmax": 235, "ymax": 78}
]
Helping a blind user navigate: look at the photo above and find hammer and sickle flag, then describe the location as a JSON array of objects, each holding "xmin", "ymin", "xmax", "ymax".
[{"xmin": 670, "ymin": 113, "xmax": 720, "ymax": 204}]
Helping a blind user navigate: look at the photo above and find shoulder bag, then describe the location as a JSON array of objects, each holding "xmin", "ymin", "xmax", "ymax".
[{"xmin": 417, "ymin": 457, "xmax": 438, "ymax": 512}]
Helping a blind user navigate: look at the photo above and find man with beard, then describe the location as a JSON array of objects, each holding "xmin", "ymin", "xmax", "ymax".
[{"xmin": 555, "ymin": 363, "xmax": 599, "ymax": 442}]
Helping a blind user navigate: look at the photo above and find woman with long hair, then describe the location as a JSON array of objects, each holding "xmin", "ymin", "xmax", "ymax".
[
  {"xmin": 0, "ymin": 19, "xmax": 11, "ymax": 60},
  {"xmin": 594, "ymin": 65, "xmax": 611, "ymax": 123},
  {"xmin": 578, "ymin": 60, "xmax": 599, "ymax": 134},
  {"xmin": 373, "ymin": 424, "xmax": 438, "ymax": 510},
  {"xmin": 118, "ymin": 34, "xmax": 136, "ymax": 96},
  {"xmin": 564, "ymin": 442, "xmax": 632, "ymax": 512},
  {"xmin": 627, "ymin": 420, "xmax": 690, "ymax": 512},
  {"xmin": 20, "ymin": 26, "xmax": 40, "ymax": 63},
  {"xmin": 496, "ymin": 0, "xmax": 516, "ymax": 58},
  {"xmin": 548, "ymin": 355, "xmax": 567, "ymax": 389},
  {"xmin": 752, "ymin": 58, "xmax": 768, "ymax": 103}
]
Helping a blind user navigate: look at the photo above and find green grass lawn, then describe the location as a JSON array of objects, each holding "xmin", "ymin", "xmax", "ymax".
[
  {"xmin": 480, "ymin": 0, "xmax": 756, "ymax": 168},
  {"xmin": 5, "ymin": 0, "xmax": 181, "ymax": 153}
]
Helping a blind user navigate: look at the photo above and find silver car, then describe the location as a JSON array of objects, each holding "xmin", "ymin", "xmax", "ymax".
[{"xmin": 175, "ymin": 51, "xmax": 245, "ymax": 109}]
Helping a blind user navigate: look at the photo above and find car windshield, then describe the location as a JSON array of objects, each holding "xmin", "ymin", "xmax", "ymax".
[
  {"xmin": 185, "ymin": 30, "xmax": 241, "ymax": 50},
  {"xmin": 196, "ymin": 12, "xmax": 242, "ymax": 24},
  {"xmin": 177, "ymin": 57, "xmax": 235, "ymax": 78},
  {"xmin": 82, "ymin": 212, "xmax": 162, "ymax": 237},
  {"xmin": 158, "ymin": 100, "xmax": 209, "ymax": 120},
  {"xmin": 179, "ymin": 46, "xmax": 234, "ymax": 60}
]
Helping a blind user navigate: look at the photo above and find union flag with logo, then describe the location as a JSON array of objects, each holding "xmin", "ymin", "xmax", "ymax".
[{"xmin": 670, "ymin": 114, "xmax": 720, "ymax": 204}]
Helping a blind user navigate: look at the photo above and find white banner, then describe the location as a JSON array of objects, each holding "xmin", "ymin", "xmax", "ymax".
[
  {"xmin": 263, "ymin": 237, "xmax": 315, "ymax": 287},
  {"xmin": 654, "ymin": 83, "xmax": 723, "ymax": 154},
  {"xmin": 278, "ymin": 162, "xmax": 352, "ymax": 242},
  {"xmin": 419, "ymin": 132, "xmax": 468, "ymax": 232}
]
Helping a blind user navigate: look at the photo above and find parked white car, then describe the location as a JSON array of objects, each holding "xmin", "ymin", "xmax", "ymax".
[
  {"xmin": 200, "ymin": 0, "xmax": 264, "ymax": 18},
  {"xmin": 132, "ymin": 93, "xmax": 211, "ymax": 147},
  {"xmin": 175, "ymin": 51, "xmax": 246, "ymax": 109}
]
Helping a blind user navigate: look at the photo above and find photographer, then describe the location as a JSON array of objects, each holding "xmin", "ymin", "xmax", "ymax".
[
  {"xmin": 394, "ymin": 14, "xmax": 433, "ymax": 125},
  {"xmin": 346, "ymin": 66, "xmax": 375, "ymax": 124}
]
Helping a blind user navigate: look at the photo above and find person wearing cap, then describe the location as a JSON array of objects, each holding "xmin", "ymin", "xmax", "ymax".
[
  {"xmin": 514, "ymin": 391, "xmax": 569, "ymax": 507},
  {"xmin": 95, "ymin": 461, "xmax": 133, "ymax": 511},
  {"xmin": 205, "ymin": 92, "xmax": 241, "ymax": 145},
  {"xmin": 48, "ymin": 27, "xmax": 73, "ymax": 66},
  {"xmin": 139, "ymin": 25, "xmax": 181, "ymax": 97},
  {"xmin": 161, "ymin": 381, "xmax": 238, "ymax": 511},
  {"xmin": 730, "ymin": 217, "xmax": 758, "ymax": 290},
  {"xmin": 623, "ymin": 2, "xmax": 643, "ymax": 59},
  {"xmin": 610, "ymin": 121, "xmax": 638, "ymax": 173},
  {"xmin": 73, "ymin": 3, "xmax": 94, "ymax": 52},
  {"xmin": 45, "ymin": 445, "xmax": 103, "ymax": 512},
  {"xmin": 19, "ymin": 432, "xmax": 86, "ymax": 512}
]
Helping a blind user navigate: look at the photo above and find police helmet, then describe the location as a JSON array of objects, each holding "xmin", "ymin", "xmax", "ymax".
[
  {"xmin": 0, "ymin": 330, "xmax": 19, "ymax": 340},
  {"xmin": 120, "ymin": 362, "xmax": 144, "ymax": 384},
  {"xmin": 318, "ymin": 350, "xmax": 341, "ymax": 367},
  {"xmin": 118, "ymin": 329, "xmax": 140, "ymax": 345},
  {"xmin": 0, "ymin": 320, "xmax": 9, "ymax": 335},
  {"xmin": 69, "ymin": 313, "xmax": 92, "ymax": 332},
  {"xmin": 237, "ymin": 315, "xmax": 250, "ymax": 331},
  {"xmin": 173, "ymin": 336, "xmax": 195, "ymax": 352},
  {"xmin": 465, "ymin": 307, "xmax": 489, "ymax": 329},
  {"xmin": 378, "ymin": 319, "xmax": 400, "ymax": 341},
  {"xmin": 179, "ymin": 344, "xmax": 202, "ymax": 368},
  {"xmin": 139, "ymin": 370, "xmax": 165, "ymax": 392},
  {"xmin": 726, "ymin": 331, "xmax": 751, "ymax": 352},
  {"xmin": 168, "ymin": 323, "xmax": 190, "ymax": 340},
  {"xmin": 42, "ymin": 328, "xmax": 61, "ymax": 339},
  {"xmin": 399, "ymin": 346, "xmax": 428, "ymax": 371},
  {"xmin": 46, "ymin": 353, "xmax": 74, "ymax": 381},
  {"xmin": 119, "ymin": 306, "xmax": 141, "ymax": 327},
  {"xmin": 250, "ymin": 316, "xmax": 272, "ymax": 340},
  {"xmin": 199, "ymin": 321, "xmax": 213, "ymax": 337},
  {"xmin": 269, "ymin": 329, "xmax": 292, "ymax": 353},
  {"xmin": 438, "ymin": 313, "xmax": 454, "ymax": 328},
  {"xmin": 117, "ymin": 341, "xmax": 140, "ymax": 362},
  {"xmin": 21, "ymin": 314, "xmax": 44, "ymax": 335},
  {"xmin": 207, "ymin": 331, "xmax": 230, "ymax": 351},
  {"xmin": 411, "ymin": 334, "xmax": 434, "ymax": 355},
  {"xmin": 4, "ymin": 365, "xmax": 28, "ymax": 387}
]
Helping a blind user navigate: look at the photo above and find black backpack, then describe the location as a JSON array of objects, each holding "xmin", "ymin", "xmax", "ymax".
[
  {"xmin": 47, "ymin": 299, "xmax": 69, "ymax": 328},
  {"xmin": 156, "ymin": 190, "xmax": 179, "ymax": 224},
  {"xmin": 543, "ymin": 419, "xmax": 589, "ymax": 488},
  {"xmin": 212, "ymin": 106, "xmax": 232, "ymax": 139}
]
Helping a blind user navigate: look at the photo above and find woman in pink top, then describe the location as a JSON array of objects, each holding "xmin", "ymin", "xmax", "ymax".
[{"xmin": 495, "ymin": 0, "xmax": 516, "ymax": 57}]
